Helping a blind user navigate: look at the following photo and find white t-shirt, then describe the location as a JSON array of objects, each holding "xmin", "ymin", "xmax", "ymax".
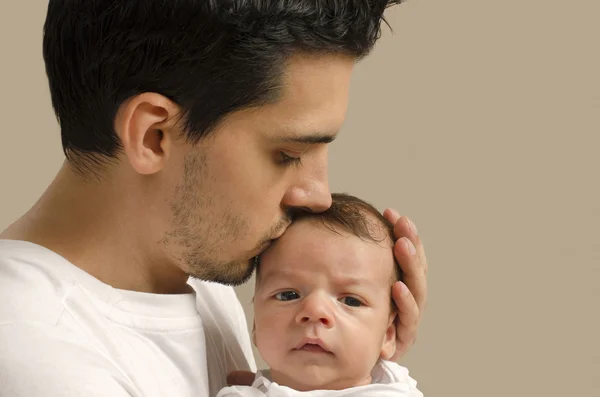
[
  {"xmin": 216, "ymin": 360, "xmax": 423, "ymax": 397},
  {"xmin": 0, "ymin": 239, "xmax": 257, "ymax": 397}
]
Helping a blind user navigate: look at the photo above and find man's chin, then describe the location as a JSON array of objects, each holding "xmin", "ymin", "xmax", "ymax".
[
  {"xmin": 226, "ymin": 257, "xmax": 258, "ymax": 286},
  {"xmin": 188, "ymin": 257, "xmax": 257, "ymax": 287}
]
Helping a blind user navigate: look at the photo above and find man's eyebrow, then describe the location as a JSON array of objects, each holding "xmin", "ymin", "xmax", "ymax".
[{"xmin": 275, "ymin": 132, "xmax": 338, "ymax": 145}]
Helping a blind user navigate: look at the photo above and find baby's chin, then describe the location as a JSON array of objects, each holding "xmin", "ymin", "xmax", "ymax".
[{"xmin": 270, "ymin": 365, "xmax": 372, "ymax": 391}]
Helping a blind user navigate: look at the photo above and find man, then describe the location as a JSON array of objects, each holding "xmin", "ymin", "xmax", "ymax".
[{"xmin": 0, "ymin": 1, "xmax": 428, "ymax": 396}]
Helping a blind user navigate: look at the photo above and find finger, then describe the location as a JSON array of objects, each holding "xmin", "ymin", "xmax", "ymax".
[
  {"xmin": 391, "ymin": 281, "xmax": 420, "ymax": 361},
  {"xmin": 393, "ymin": 216, "xmax": 428, "ymax": 276},
  {"xmin": 394, "ymin": 237, "xmax": 427, "ymax": 311},
  {"xmin": 227, "ymin": 371, "xmax": 256, "ymax": 386},
  {"xmin": 383, "ymin": 208, "xmax": 401, "ymax": 225},
  {"xmin": 386, "ymin": 211, "xmax": 428, "ymax": 275}
]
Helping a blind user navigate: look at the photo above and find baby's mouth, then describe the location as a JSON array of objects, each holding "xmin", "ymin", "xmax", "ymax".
[
  {"xmin": 294, "ymin": 338, "xmax": 333, "ymax": 354},
  {"xmin": 299, "ymin": 343, "xmax": 330, "ymax": 353}
]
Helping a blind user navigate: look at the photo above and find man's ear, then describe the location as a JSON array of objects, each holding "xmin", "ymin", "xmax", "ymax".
[
  {"xmin": 114, "ymin": 92, "xmax": 182, "ymax": 175},
  {"xmin": 380, "ymin": 312, "xmax": 397, "ymax": 360}
]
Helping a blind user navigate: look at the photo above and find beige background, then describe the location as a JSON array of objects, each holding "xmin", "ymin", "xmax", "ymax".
[{"xmin": 1, "ymin": 1, "xmax": 598, "ymax": 396}]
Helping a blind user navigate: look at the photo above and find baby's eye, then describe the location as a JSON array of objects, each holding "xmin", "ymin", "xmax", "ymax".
[
  {"xmin": 275, "ymin": 291, "xmax": 300, "ymax": 301},
  {"xmin": 340, "ymin": 296, "xmax": 362, "ymax": 307}
]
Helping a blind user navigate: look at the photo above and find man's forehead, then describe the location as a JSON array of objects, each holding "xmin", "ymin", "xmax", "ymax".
[{"xmin": 258, "ymin": 53, "xmax": 353, "ymax": 133}]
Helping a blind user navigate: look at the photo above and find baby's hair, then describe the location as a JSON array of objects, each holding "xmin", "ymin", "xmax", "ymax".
[{"xmin": 294, "ymin": 193, "xmax": 403, "ymax": 284}]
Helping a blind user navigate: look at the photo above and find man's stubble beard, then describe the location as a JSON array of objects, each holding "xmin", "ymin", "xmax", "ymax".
[
  {"xmin": 185, "ymin": 215, "xmax": 293, "ymax": 286},
  {"xmin": 159, "ymin": 151, "xmax": 261, "ymax": 286}
]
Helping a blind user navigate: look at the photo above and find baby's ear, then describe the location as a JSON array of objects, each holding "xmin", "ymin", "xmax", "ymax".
[{"xmin": 380, "ymin": 312, "xmax": 397, "ymax": 360}]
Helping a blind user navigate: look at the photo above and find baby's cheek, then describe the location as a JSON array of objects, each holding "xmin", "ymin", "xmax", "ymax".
[
  {"xmin": 341, "ymin": 320, "xmax": 385, "ymax": 373},
  {"xmin": 254, "ymin": 313, "xmax": 286, "ymax": 363}
]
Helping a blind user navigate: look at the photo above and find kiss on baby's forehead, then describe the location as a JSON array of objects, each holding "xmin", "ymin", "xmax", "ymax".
[{"xmin": 255, "ymin": 192, "xmax": 403, "ymax": 283}]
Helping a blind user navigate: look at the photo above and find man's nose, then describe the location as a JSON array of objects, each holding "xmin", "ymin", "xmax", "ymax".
[{"xmin": 282, "ymin": 150, "xmax": 332, "ymax": 214}]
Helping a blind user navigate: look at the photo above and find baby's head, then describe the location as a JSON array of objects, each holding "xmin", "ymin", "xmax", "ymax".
[{"xmin": 252, "ymin": 193, "xmax": 402, "ymax": 391}]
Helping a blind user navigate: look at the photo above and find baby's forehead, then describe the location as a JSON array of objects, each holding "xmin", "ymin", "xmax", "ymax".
[
  {"xmin": 257, "ymin": 217, "xmax": 396, "ymax": 280},
  {"xmin": 290, "ymin": 215, "xmax": 393, "ymax": 244}
]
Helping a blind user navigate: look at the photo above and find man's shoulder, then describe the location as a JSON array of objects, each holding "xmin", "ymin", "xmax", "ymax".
[{"xmin": 0, "ymin": 239, "xmax": 74, "ymax": 325}]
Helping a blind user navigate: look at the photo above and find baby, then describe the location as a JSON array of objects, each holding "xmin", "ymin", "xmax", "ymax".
[{"xmin": 218, "ymin": 193, "xmax": 423, "ymax": 396}]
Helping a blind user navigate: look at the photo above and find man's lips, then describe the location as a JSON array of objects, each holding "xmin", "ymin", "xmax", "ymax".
[
  {"xmin": 271, "ymin": 223, "xmax": 291, "ymax": 240},
  {"xmin": 254, "ymin": 222, "xmax": 291, "ymax": 255},
  {"xmin": 294, "ymin": 338, "xmax": 333, "ymax": 354}
]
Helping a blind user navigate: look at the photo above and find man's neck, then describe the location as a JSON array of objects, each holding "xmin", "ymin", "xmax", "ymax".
[{"xmin": 1, "ymin": 162, "xmax": 191, "ymax": 295}]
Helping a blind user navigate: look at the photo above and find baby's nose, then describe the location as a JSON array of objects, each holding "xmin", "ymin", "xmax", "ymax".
[{"xmin": 295, "ymin": 293, "xmax": 334, "ymax": 328}]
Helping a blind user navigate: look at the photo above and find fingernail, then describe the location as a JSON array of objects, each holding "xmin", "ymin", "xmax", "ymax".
[
  {"xmin": 401, "ymin": 282, "xmax": 410, "ymax": 296},
  {"xmin": 404, "ymin": 238, "xmax": 416, "ymax": 256},
  {"xmin": 391, "ymin": 209, "xmax": 400, "ymax": 219},
  {"xmin": 407, "ymin": 218, "xmax": 418, "ymax": 235}
]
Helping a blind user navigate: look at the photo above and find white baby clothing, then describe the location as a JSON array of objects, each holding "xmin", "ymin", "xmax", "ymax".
[{"xmin": 216, "ymin": 359, "xmax": 424, "ymax": 396}]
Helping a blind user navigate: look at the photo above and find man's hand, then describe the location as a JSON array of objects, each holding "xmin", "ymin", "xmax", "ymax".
[
  {"xmin": 383, "ymin": 209, "xmax": 428, "ymax": 362},
  {"xmin": 227, "ymin": 371, "xmax": 256, "ymax": 387}
]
